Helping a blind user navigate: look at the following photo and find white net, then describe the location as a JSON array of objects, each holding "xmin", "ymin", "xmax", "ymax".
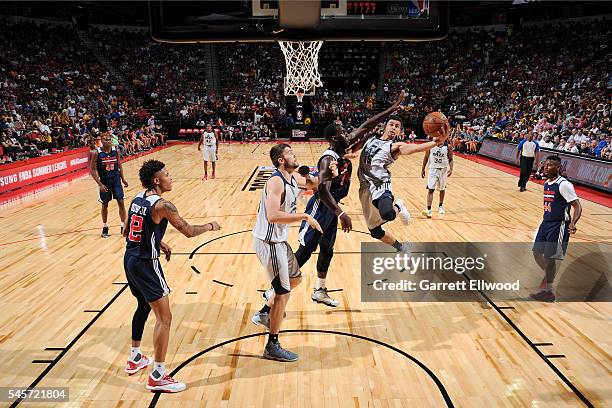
[{"xmin": 278, "ymin": 41, "xmax": 323, "ymax": 101}]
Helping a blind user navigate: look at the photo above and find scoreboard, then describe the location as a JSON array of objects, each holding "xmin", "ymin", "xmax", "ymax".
[
  {"xmin": 256, "ymin": 1, "xmax": 428, "ymax": 18},
  {"xmin": 346, "ymin": 1, "xmax": 427, "ymax": 17},
  {"xmin": 150, "ymin": 0, "xmax": 446, "ymax": 42}
]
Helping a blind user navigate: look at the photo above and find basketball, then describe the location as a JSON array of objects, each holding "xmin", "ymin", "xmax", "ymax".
[{"xmin": 423, "ymin": 112, "xmax": 449, "ymax": 136}]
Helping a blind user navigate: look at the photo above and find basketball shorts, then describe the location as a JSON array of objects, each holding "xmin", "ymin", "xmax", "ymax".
[
  {"xmin": 532, "ymin": 220, "xmax": 571, "ymax": 260},
  {"xmin": 253, "ymin": 238, "xmax": 301, "ymax": 295},
  {"xmin": 359, "ymin": 181, "xmax": 394, "ymax": 230},
  {"xmin": 124, "ymin": 254, "xmax": 170, "ymax": 303},
  {"xmin": 203, "ymin": 146, "xmax": 217, "ymax": 162},
  {"xmin": 99, "ymin": 177, "xmax": 124, "ymax": 203},
  {"xmin": 298, "ymin": 195, "xmax": 338, "ymax": 249},
  {"xmin": 427, "ymin": 168, "xmax": 448, "ymax": 191}
]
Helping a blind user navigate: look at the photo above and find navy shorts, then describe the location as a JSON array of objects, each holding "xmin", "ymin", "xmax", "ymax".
[
  {"xmin": 100, "ymin": 177, "xmax": 124, "ymax": 203},
  {"xmin": 124, "ymin": 254, "xmax": 170, "ymax": 303},
  {"xmin": 298, "ymin": 194, "xmax": 338, "ymax": 249},
  {"xmin": 533, "ymin": 220, "xmax": 571, "ymax": 260}
]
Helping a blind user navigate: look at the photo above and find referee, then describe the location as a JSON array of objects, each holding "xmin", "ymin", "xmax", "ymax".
[{"xmin": 516, "ymin": 132, "xmax": 540, "ymax": 192}]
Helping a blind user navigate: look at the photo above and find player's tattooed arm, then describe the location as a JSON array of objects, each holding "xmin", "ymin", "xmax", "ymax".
[{"xmin": 157, "ymin": 200, "xmax": 221, "ymax": 237}]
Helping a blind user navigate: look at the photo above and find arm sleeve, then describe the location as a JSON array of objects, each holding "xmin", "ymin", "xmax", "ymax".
[
  {"xmin": 559, "ymin": 180, "xmax": 578, "ymax": 202},
  {"xmin": 517, "ymin": 140, "xmax": 524, "ymax": 151},
  {"xmin": 534, "ymin": 141, "xmax": 540, "ymax": 152}
]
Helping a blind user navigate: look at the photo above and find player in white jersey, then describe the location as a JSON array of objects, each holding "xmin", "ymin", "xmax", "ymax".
[
  {"xmin": 348, "ymin": 97, "xmax": 450, "ymax": 253},
  {"xmin": 252, "ymin": 143, "xmax": 323, "ymax": 362},
  {"xmin": 421, "ymin": 142, "xmax": 453, "ymax": 218},
  {"xmin": 197, "ymin": 124, "xmax": 218, "ymax": 180}
]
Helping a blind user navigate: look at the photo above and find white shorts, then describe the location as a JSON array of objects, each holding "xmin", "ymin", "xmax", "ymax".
[
  {"xmin": 427, "ymin": 168, "xmax": 448, "ymax": 191},
  {"xmin": 359, "ymin": 181, "xmax": 394, "ymax": 230},
  {"xmin": 369, "ymin": 180, "xmax": 393, "ymax": 201},
  {"xmin": 253, "ymin": 238, "xmax": 301, "ymax": 294},
  {"xmin": 203, "ymin": 146, "xmax": 217, "ymax": 162}
]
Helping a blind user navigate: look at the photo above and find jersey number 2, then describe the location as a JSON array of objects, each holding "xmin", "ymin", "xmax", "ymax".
[{"xmin": 128, "ymin": 214, "xmax": 143, "ymax": 242}]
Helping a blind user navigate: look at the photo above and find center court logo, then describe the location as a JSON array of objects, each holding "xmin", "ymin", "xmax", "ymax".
[
  {"xmin": 372, "ymin": 253, "xmax": 487, "ymax": 275},
  {"xmin": 245, "ymin": 165, "xmax": 318, "ymax": 191}
]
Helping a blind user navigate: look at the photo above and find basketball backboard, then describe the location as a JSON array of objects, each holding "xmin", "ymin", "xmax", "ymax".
[{"xmin": 149, "ymin": 0, "xmax": 449, "ymax": 43}]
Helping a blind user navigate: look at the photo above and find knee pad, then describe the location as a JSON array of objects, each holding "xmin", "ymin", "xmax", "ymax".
[
  {"xmin": 380, "ymin": 208, "xmax": 396, "ymax": 221},
  {"xmin": 376, "ymin": 195, "xmax": 396, "ymax": 221},
  {"xmin": 369, "ymin": 226, "xmax": 385, "ymax": 240}
]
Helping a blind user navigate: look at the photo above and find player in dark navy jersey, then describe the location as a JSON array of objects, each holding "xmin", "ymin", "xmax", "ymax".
[
  {"xmin": 90, "ymin": 133, "xmax": 129, "ymax": 238},
  {"xmin": 531, "ymin": 155, "xmax": 582, "ymax": 302},
  {"xmin": 122, "ymin": 160, "xmax": 221, "ymax": 393},
  {"xmin": 293, "ymin": 122, "xmax": 353, "ymax": 307}
]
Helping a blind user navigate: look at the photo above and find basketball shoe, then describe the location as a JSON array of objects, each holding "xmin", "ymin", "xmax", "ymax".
[
  {"xmin": 125, "ymin": 354, "xmax": 152, "ymax": 375},
  {"xmin": 146, "ymin": 373, "xmax": 186, "ymax": 393},
  {"xmin": 395, "ymin": 199, "xmax": 411, "ymax": 224},
  {"xmin": 311, "ymin": 288, "xmax": 339, "ymax": 307},
  {"xmin": 263, "ymin": 341, "xmax": 298, "ymax": 362}
]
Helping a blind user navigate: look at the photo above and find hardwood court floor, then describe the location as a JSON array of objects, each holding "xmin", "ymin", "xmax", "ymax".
[{"xmin": 0, "ymin": 142, "xmax": 610, "ymax": 407}]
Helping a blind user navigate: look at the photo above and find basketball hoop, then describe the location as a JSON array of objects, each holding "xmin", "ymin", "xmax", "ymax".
[{"xmin": 278, "ymin": 40, "xmax": 323, "ymax": 100}]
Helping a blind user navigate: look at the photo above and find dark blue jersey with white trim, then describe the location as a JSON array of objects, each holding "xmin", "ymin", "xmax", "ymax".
[
  {"xmin": 96, "ymin": 146, "xmax": 120, "ymax": 180},
  {"xmin": 125, "ymin": 191, "xmax": 168, "ymax": 259}
]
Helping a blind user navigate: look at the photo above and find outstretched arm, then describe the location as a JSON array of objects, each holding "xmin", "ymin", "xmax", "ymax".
[
  {"xmin": 393, "ymin": 141, "xmax": 439, "ymax": 157},
  {"xmin": 294, "ymin": 162, "xmax": 338, "ymax": 190},
  {"xmin": 346, "ymin": 90, "xmax": 405, "ymax": 153},
  {"xmin": 393, "ymin": 122, "xmax": 450, "ymax": 159},
  {"xmin": 155, "ymin": 199, "xmax": 221, "ymax": 237}
]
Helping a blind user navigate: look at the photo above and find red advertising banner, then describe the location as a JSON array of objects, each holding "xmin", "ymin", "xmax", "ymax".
[
  {"xmin": 0, "ymin": 148, "xmax": 90, "ymax": 194},
  {"xmin": 478, "ymin": 138, "xmax": 612, "ymax": 194}
]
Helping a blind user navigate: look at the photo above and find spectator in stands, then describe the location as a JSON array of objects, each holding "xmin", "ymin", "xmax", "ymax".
[
  {"xmin": 539, "ymin": 137, "xmax": 554, "ymax": 149},
  {"xmin": 1, "ymin": 19, "xmax": 608, "ymax": 162},
  {"xmin": 408, "ymin": 130, "xmax": 417, "ymax": 142},
  {"xmin": 563, "ymin": 140, "xmax": 579, "ymax": 154}
]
